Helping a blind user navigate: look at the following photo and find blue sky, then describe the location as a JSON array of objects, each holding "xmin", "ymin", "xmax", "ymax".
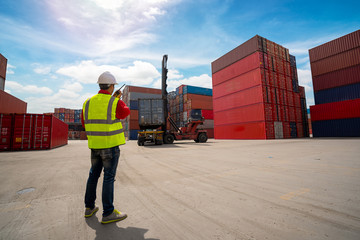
[{"xmin": 1, "ymin": 0, "xmax": 359, "ymax": 113}]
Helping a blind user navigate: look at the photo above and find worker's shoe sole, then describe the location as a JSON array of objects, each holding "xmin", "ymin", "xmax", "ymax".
[
  {"xmin": 85, "ymin": 206, "xmax": 99, "ymax": 218},
  {"xmin": 101, "ymin": 209, "xmax": 127, "ymax": 224}
]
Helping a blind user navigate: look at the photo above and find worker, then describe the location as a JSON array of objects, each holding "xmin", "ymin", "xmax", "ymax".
[{"xmin": 81, "ymin": 71, "xmax": 130, "ymax": 224}]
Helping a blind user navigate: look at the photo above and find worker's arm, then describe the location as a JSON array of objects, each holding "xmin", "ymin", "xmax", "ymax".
[{"xmin": 116, "ymin": 99, "xmax": 130, "ymax": 119}]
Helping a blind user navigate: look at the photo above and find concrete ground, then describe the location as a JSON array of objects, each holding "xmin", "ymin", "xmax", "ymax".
[{"xmin": 0, "ymin": 139, "xmax": 359, "ymax": 240}]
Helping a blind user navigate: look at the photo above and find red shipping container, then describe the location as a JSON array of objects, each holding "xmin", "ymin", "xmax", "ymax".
[
  {"xmin": 310, "ymin": 47, "xmax": 360, "ymax": 77},
  {"xmin": 264, "ymin": 103, "xmax": 277, "ymax": 122},
  {"xmin": 212, "ymin": 51, "xmax": 264, "ymax": 86},
  {"xmin": 279, "ymin": 73, "xmax": 286, "ymax": 90},
  {"xmin": 310, "ymin": 99, "xmax": 360, "ymax": 121},
  {"xmin": 214, "ymin": 121, "xmax": 268, "ymax": 139},
  {"xmin": 299, "ymin": 86, "xmax": 306, "ymax": 99},
  {"xmin": 297, "ymin": 123, "xmax": 304, "ymax": 138},
  {"xmin": 0, "ymin": 90, "xmax": 27, "ymax": 114},
  {"xmin": 287, "ymin": 91, "xmax": 294, "ymax": 106},
  {"xmin": 212, "ymin": 68, "xmax": 263, "ymax": 99},
  {"xmin": 284, "ymin": 62, "xmax": 291, "ymax": 77},
  {"xmin": 281, "ymin": 89, "xmax": 288, "ymax": 106},
  {"xmin": 293, "ymin": 93, "xmax": 301, "ymax": 108},
  {"xmin": 312, "ymin": 64, "xmax": 360, "ymax": 92},
  {"xmin": 289, "ymin": 107, "xmax": 296, "ymax": 122},
  {"xmin": 265, "ymin": 121, "xmax": 275, "ymax": 139},
  {"xmin": 295, "ymin": 107, "xmax": 302, "ymax": 122},
  {"xmin": 11, "ymin": 114, "xmax": 68, "ymax": 150},
  {"xmin": 283, "ymin": 122, "xmax": 290, "ymax": 138},
  {"xmin": 285, "ymin": 75, "xmax": 292, "ymax": 90},
  {"xmin": 309, "ymin": 30, "xmax": 360, "ymax": 62},
  {"xmin": 201, "ymin": 110, "xmax": 214, "ymax": 120},
  {"xmin": 213, "ymin": 85, "xmax": 264, "ymax": 112},
  {"xmin": 214, "ymin": 103, "xmax": 265, "ymax": 125},
  {"xmin": 279, "ymin": 105, "xmax": 289, "ymax": 122},
  {"xmin": 0, "ymin": 114, "xmax": 12, "ymax": 150}
]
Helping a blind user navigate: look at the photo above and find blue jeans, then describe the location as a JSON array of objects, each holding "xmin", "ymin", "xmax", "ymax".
[{"xmin": 85, "ymin": 146, "xmax": 120, "ymax": 217}]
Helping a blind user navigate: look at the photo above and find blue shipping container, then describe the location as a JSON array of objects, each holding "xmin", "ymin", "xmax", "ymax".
[
  {"xmin": 129, "ymin": 130, "xmax": 139, "ymax": 140},
  {"xmin": 312, "ymin": 118, "xmax": 360, "ymax": 137},
  {"xmin": 129, "ymin": 100, "xmax": 139, "ymax": 110},
  {"xmin": 183, "ymin": 85, "xmax": 213, "ymax": 96},
  {"xmin": 314, "ymin": 83, "xmax": 360, "ymax": 105}
]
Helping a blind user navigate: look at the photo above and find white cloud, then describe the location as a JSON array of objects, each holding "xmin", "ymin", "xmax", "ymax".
[
  {"xmin": 34, "ymin": 66, "xmax": 51, "ymax": 74},
  {"xmin": 144, "ymin": 7, "xmax": 166, "ymax": 20},
  {"xmin": 56, "ymin": 60, "xmax": 160, "ymax": 86},
  {"xmin": 6, "ymin": 64, "xmax": 15, "ymax": 75},
  {"xmin": 168, "ymin": 69, "xmax": 184, "ymax": 80},
  {"xmin": 152, "ymin": 73, "xmax": 212, "ymax": 91},
  {"xmin": 5, "ymin": 81, "xmax": 53, "ymax": 95}
]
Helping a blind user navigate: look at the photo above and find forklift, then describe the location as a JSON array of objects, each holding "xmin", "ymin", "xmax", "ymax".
[{"xmin": 137, "ymin": 55, "xmax": 208, "ymax": 146}]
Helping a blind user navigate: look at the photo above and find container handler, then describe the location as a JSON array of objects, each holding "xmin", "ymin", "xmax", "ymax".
[{"xmin": 137, "ymin": 55, "xmax": 208, "ymax": 146}]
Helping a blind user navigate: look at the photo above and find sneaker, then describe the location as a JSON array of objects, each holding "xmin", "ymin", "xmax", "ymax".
[
  {"xmin": 101, "ymin": 209, "xmax": 127, "ymax": 224},
  {"xmin": 84, "ymin": 206, "xmax": 99, "ymax": 218}
]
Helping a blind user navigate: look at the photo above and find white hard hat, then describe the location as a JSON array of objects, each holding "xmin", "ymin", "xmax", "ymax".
[{"xmin": 97, "ymin": 71, "xmax": 118, "ymax": 85}]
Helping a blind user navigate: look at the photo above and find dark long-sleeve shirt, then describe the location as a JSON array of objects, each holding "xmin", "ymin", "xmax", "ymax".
[{"xmin": 81, "ymin": 90, "xmax": 130, "ymax": 128}]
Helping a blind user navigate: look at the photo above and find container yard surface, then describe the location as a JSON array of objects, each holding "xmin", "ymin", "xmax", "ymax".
[{"xmin": 0, "ymin": 139, "xmax": 360, "ymax": 240}]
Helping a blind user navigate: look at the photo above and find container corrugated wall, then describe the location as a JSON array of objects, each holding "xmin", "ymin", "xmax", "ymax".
[
  {"xmin": 309, "ymin": 29, "xmax": 360, "ymax": 137},
  {"xmin": 212, "ymin": 35, "xmax": 308, "ymax": 139},
  {"xmin": 0, "ymin": 90, "xmax": 27, "ymax": 114}
]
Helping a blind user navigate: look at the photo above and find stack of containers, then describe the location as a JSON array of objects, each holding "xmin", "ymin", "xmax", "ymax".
[
  {"xmin": 54, "ymin": 108, "xmax": 84, "ymax": 139},
  {"xmin": 0, "ymin": 113, "xmax": 68, "ymax": 151},
  {"xmin": 169, "ymin": 85, "xmax": 214, "ymax": 138},
  {"xmin": 54, "ymin": 108, "xmax": 82, "ymax": 123},
  {"xmin": 309, "ymin": 30, "xmax": 360, "ymax": 137},
  {"xmin": 211, "ymin": 35, "xmax": 308, "ymax": 139},
  {"xmin": 122, "ymin": 85, "xmax": 162, "ymax": 140}
]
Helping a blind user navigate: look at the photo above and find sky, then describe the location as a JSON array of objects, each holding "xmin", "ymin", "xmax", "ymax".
[{"xmin": 1, "ymin": 0, "xmax": 359, "ymax": 113}]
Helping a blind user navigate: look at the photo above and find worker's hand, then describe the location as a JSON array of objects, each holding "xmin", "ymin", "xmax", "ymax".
[{"xmin": 113, "ymin": 89, "xmax": 122, "ymax": 98}]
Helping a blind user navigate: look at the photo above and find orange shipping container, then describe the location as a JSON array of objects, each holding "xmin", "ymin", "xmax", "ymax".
[{"xmin": 125, "ymin": 85, "xmax": 162, "ymax": 95}]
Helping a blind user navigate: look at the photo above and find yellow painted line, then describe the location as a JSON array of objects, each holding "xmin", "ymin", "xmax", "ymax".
[{"xmin": 280, "ymin": 188, "xmax": 310, "ymax": 200}]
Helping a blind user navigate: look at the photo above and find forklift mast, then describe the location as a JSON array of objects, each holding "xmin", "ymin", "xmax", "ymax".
[{"xmin": 161, "ymin": 55, "xmax": 168, "ymax": 132}]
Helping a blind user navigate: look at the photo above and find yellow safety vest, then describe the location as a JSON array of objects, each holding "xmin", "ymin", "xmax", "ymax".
[{"xmin": 82, "ymin": 94, "xmax": 126, "ymax": 149}]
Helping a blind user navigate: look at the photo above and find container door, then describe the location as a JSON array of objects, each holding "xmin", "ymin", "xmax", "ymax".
[
  {"xmin": 12, "ymin": 114, "xmax": 33, "ymax": 150},
  {"xmin": 33, "ymin": 114, "xmax": 51, "ymax": 149}
]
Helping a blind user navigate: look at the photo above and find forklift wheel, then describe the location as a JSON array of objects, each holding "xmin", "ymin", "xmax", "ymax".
[
  {"xmin": 163, "ymin": 134, "xmax": 174, "ymax": 144},
  {"xmin": 197, "ymin": 133, "xmax": 208, "ymax": 143},
  {"xmin": 137, "ymin": 139, "xmax": 144, "ymax": 146}
]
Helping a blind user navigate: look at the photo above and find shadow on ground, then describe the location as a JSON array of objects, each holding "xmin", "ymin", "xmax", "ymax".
[{"xmin": 86, "ymin": 216, "xmax": 159, "ymax": 240}]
